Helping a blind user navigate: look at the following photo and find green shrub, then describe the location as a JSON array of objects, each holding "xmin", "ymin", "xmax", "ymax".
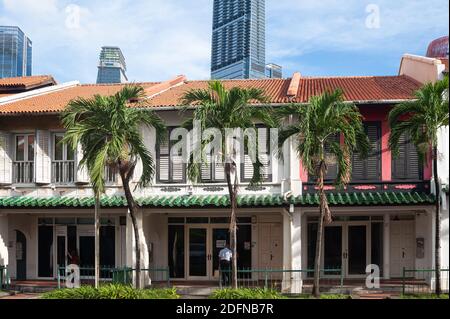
[
  {"xmin": 210, "ymin": 288, "xmax": 285, "ymax": 299},
  {"xmin": 42, "ymin": 284, "xmax": 179, "ymax": 299}
]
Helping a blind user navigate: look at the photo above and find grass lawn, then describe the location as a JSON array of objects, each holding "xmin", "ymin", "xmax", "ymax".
[{"xmin": 401, "ymin": 294, "xmax": 449, "ymax": 299}]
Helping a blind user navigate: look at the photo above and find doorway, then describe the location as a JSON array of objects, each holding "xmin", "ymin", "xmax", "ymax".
[
  {"xmin": 185, "ymin": 224, "xmax": 252, "ymax": 280},
  {"xmin": 15, "ymin": 230, "xmax": 27, "ymax": 280},
  {"xmin": 390, "ymin": 220, "xmax": 415, "ymax": 277},
  {"xmin": 308, "ymin": 221, "xmax": 371, "ymax": 278}
]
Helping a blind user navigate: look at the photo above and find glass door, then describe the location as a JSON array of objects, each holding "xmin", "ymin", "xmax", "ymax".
[
  {"xmin": 211, "ymin": 228, "xmax": 229, "ymax": 279},
  {"xmin": 187, "ymin": 226, "xmax": 209, "ymax": 279},
  {"xmin": 345, "ymin": 223, "xmax": 370, "ymax": 277},
  {"xmin": 55, "ymin": 226, "xmax": 67, "ymax": 274},
  {"xmin": 323, "ymin": 226, "xmax": 343, "ymax": 276}
]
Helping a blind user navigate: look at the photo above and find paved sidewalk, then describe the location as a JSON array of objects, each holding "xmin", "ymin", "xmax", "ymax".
[{"xmin": 0, "ymin": 293, "xmax": 41, "ymax": 299}]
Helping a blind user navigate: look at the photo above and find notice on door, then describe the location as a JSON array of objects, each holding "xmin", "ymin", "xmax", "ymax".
[{"xmin": 216, "ymin": 240, "xmax": 226, "ymax": 248}]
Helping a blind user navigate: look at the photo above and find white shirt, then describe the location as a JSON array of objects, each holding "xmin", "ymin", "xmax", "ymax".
[{"xmin": 219, "ymin": 247, "xmax": 233, "ymax": 261}]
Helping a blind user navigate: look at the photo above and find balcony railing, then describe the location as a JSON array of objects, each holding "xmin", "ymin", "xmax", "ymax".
[
  {"xmin": 13, "ymin": 161, "xmax": 34, "ymax": 184},
  {"xmin": 52, "ymin": 161, "xmax": 75, "ymax": 184}
]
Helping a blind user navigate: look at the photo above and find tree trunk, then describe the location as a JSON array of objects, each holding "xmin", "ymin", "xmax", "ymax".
[
  {"xmin": 433, "ymin": 146, "xmax": 441, "ymax": 295},
  {"xmin": 94, "ymin": 193, "xmax": 100, "ymax": 289},
  {"xmin": 312, "ymin": 166, "xmax": 325, "ymax": 298},
  {"xmin": 225, "ymin": 162, "xmax": 238, "ymax": 289},
  {"xmin": 120, "ymin": 172, "xmax": 141, "ymax": 289}
]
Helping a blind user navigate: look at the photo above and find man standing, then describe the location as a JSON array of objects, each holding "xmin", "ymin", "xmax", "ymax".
[{"xmin": 218, "ymin": 243, "xmax": 232, "ymax": 287}]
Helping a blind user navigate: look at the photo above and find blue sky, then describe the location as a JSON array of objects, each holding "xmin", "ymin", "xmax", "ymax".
[{"xmin": 0, "ymin": 0, "xmax": 448, "ymax": 83}]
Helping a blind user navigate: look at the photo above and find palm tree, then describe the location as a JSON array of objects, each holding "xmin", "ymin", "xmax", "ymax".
[
  {"xmin": 389, "ymin": 76, "xmax": 449, "ymax": 295},
  {"xmin": 180, "ymin": 81, "xmax": 276, "ymax": 288},
  {"xmin": 61, "ymin": 85, "xmax": 165, "ymax": 289},
  {"xmin": 277, "ymin": 89, "xmax": 370, "ymax": 297}
]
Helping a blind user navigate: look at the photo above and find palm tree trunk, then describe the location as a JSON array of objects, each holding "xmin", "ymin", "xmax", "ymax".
[
  {"xmin": 225, "ymin": 163, "xmax": 238, "ymax": 289},
  {"xmin": 433, "ymin": 146, "xmax": 441, "ymax": 295},
  {"xmin": 312, "ymin": 166, "xmax": 325, "ymax": 298},
  {"xmin": 94, "ymin": 193, "xmax": 100, "ymax": 289},
  {"xmin": 121, "ymin": 173, "xmax": 141, "ymax": 289}
]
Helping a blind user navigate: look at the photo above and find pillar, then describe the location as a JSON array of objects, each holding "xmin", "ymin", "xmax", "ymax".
[{"xmin": 383, "ymin": 214, "xmax": 390, "ymax": 279}]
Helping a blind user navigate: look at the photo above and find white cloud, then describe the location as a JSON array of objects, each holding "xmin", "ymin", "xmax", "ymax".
[
  {"xmin": 1, "ymin": 0, "xmax": 213, "ymax": 82},
  {"xmin": 1, "ymin": 0, "xmax": 448, "ymax": 81}
]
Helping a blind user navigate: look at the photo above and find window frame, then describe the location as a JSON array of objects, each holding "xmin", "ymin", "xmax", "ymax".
[
  {"xmin": 351, "ymin": 121, "xmax": 382, "ymax": 182},
  {"xmin": 156, "ymin": 127, "xmax": 187, "ymax": 184}
]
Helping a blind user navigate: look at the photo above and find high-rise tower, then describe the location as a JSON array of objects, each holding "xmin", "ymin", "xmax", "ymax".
[
  {"xmin": 0, "ymin": 26, "xmax": 32, "ymax": 79},
  {"xmin": 211, "ymin": 0, "xmax": 266, "ymax": 79},
  {"xmin": 96, "ymin": 46, "xmax": 128, "ymax": 84}
]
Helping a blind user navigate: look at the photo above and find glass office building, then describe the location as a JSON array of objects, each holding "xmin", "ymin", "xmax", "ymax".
[
  {"xmin": 265, "ymin": 63, "xmax": 282, "ymax": 79},
  {"xmin": 0, "ymin": 26, "xmax": 32, "ymax": 79},
  {"xmin": 211, "ymin": 0, "xmax": 266, "ymax": 79},
  {"xmin": 96, "ymin": 46, "xmax": 128, "ymax": 84}
]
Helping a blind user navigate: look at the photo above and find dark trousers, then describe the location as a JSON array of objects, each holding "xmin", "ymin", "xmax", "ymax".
[{"xmin": 220, "ymin": 260, "xmax": 231, "ymax": 286}]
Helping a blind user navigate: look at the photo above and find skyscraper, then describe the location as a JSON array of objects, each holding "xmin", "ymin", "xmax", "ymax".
[
  {"xmin": 265, "ymin": 63, "xmax": 282, "ymax": 79},
  {"xmin": 0, "ymin": 26, "xmax": 32, "ymax": 79},
  {"xmin": 211, "ymin": 0, "xmax": 266, "ymax": 79},
  {"xmin": 96, "ymin": 46, "xmax": 128, "ymax": 84}
]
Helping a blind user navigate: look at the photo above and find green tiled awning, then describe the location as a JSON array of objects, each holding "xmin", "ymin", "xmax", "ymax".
[{"xmin": 0, "ymin": 192, "xmax": 435, "ymax": 209}]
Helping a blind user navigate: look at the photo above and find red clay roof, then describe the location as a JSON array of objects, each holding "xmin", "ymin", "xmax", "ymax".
[
  {"xmin": 0, "ymin": 75, "xmax": 422, "ymax": 115},
  {"xmin": 148, "ymin": 75, "xmax": 421, "ymax": 107},
  {"xmin": 149, "ymin": 78, "xmax": 291, "ymax": 106},
  {"xmin": 0, "ymin": 75, "xmax": 56, "ymax": 90},
  {"xmin": 0, "ymin": 82, "xmax": 160, "ymax": 115}
]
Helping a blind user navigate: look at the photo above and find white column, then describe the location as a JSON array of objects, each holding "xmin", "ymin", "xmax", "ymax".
[
  {"xmin": 282, "ymin": 211, "xmax": 291, "ymax": 292},
  {"xmin": 290, "ymin": 209, "xmax": 303, "ymax": 293},
  {"xmin": 383, "ymin": 214, "xmax": 390, "ymax": 279},
  {"xmin": 289, "ymin": 136, "xmax": 302, "ymax": 196},
  {"xmin": 0, "ymin": 215, "xmax": 9, "ymax": 267}
]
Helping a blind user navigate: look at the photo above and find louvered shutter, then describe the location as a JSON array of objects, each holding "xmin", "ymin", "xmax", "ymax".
[
  {"xmin": 0, "ymin": 131, "xmax": 12, "ymax": 185},
  {"xmin": 35, "ymin": 130, "xmax": 51, "ymax": 184},
  {"xmin": 308, "ymin": 134, "xmax": 339, "ymax": 182},
  {"xmin": 171, "ymin": 152, "xmax": 184, "ymax": 182},
  {"xmin": 407, "ymin": 141, "xmax": 420, "ymax": 179},
  {"xmin": 241, "ymin": 127, "xmax": 272, "ymax": 182},
  {"xmin": 201, "ymin": 154, "xmax": 212, "ymax": 181},
  {"xmin": 392, "ymin": 132, "xmax": 420, "ymax": 180},
  {"xmin": 75, "ymin": 143, "xmax": 89, "ymax": 184},
  {"xmin": 133, "ymin": 125, "xmax": 153, "ymax": 183},
  {"xmin": 352, "ymin": 123, "xmax": 381, "ymax": 181},
  {"xmin": 157, "ymin": 137, "xmax": 170, "ymax": 182},
  {"xmin": 214, "ymin": 161, "xmax": 225, "ymax": 181}
]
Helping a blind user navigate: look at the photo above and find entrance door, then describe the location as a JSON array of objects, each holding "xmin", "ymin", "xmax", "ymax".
[
  {"xmin": 187, "ymin": 226, "xmax": 209, "ymax": 279},
  {"xmin": 345, "ymin": 224, "xmax": 369, "ymax": 276},
  {"xmin": 259, "ymin": 223, "xmax": 283, "ymax": 270},
  {"xmin": 390, "ymin": 221, "xmax": 415, "ymax": 277},
  {"xmin": 55, "ymin": 226, "xmax": 67, "ymax": 274},
  {"xmin": 15, "ymin": 230, "xmax": 26, "ymax": 280},
  {"xmin": 324, "ymin": 226, "xmax": 343, "ymax": 275},
  {"xmin": 211, "ymin": 228, "xmax": 229, "ymax": 279}
]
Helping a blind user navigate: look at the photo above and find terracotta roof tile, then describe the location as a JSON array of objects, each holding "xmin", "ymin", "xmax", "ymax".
[
  {"xmin": 0, "ymin": 75, "xmax": 56, "ymax": 90},
  {"xmin": 0, "ymin": 75, "xmax": 422, "ymax": 115},
  {"xmin": 149, "ymin": 76, "xmax": 421, "ymax": 107},
  {"xmin": 293, "ymin": 75, "xmax": 420, "ymax": 103},
  {"xmin": 0, "ymin": 82, "xmax": 160, "ymax": 115},
  {"xmin": 149, "ymin": 78, "xmax": 292, "ymax": 107}
]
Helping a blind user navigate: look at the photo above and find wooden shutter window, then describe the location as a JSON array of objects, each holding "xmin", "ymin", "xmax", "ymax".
[
  {"xmin": 0, "ymin": 132, "xmax": 12, "ymax": 185},
  {"xmin": 241, "ymin": 127, "xmax": 272, "ymax": 182},
  {"xmin": 351, "ymin": 123, "xmax": 381, "ymax": 182},
  {"xmin": 157, "ymin": 127, "xmax": 186, "ymax": 183},
  {"xmin": 308, "ymin": 134, "xmax": 339, "ymax": 182},
  {"xmin": 392, "ymin": 132, "xmax": 421, "ymax": 180}
]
